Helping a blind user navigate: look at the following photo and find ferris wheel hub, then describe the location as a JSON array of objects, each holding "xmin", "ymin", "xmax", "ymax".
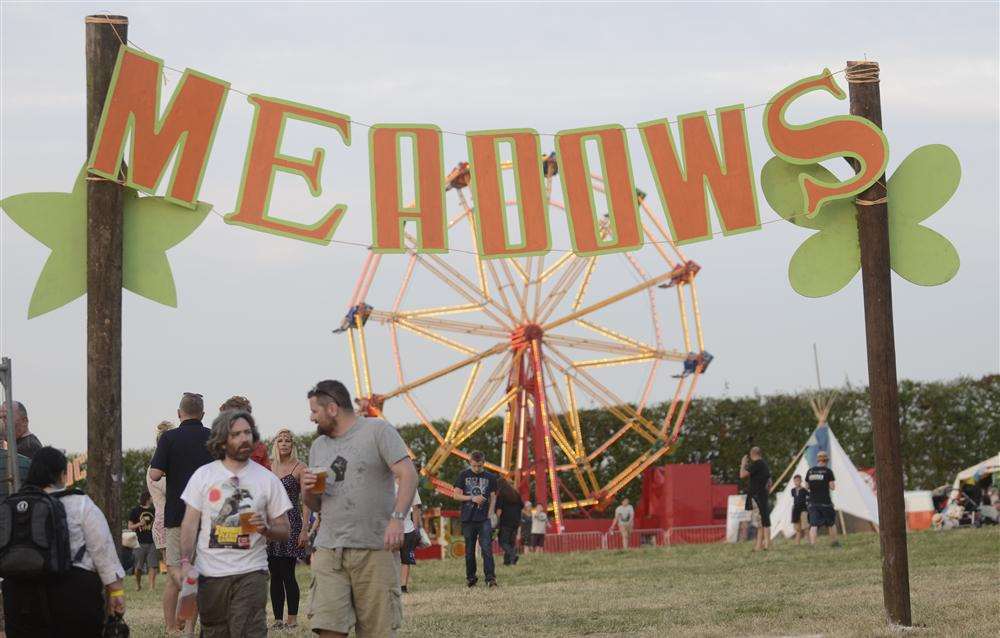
[{"xmin": 510, "ymin": 323, "xmax": 544, "ymax": 351}]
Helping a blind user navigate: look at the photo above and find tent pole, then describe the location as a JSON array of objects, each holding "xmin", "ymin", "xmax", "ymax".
[{"xmin": 770, "ymin": 441, "xmax": 808, "ymax": 495}]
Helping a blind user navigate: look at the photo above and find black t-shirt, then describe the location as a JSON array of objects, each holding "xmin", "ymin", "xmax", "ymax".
[
  {"xmin": 748, "ymin": 459, "xmax": 770, "ymax": 494},
  {"xmin": 453, "ymin": 468, "xmax": 498, "ymax": 523},
  {"xmin": 16, "ymin": 433, "xmax": 42, "ymax": 459},
  {"xmin": 149, "ymin": 419, "xmax": 214, "ymax": 527},
  {"xmin": 129, "ymin": 505, "xmax": 155, "ymax": 544},
  {"xmin": 806, "ymin": 465, "xmax": 836, "ymax": 505},
  {"xmin": 791, "ymin": 486, "xmax": 809, "ymax": 509},
  {"xmin": 497, "ymin": 499, "xmax": 522, "ymax": 528}
]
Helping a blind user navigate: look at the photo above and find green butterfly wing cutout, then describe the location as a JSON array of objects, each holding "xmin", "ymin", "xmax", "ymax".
[
  {"xmin": 761, "ymin": 144, "xmax": 961, "ymax": 297},
  {"xmin": 1, "ymin": 166, "xmax": 211, "ymax": 317},
  {"xmin": 887, "ymin": 144, "xmax": 960, "ymax": 286},
  {"xmin": 761, "ymin": 157, "xmax": 860, "ymax": 297}
]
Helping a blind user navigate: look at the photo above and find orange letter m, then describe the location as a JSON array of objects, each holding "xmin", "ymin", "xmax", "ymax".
[{"xmin": 87, "ymin": 47, "xmax": 229, "ymax": 208}]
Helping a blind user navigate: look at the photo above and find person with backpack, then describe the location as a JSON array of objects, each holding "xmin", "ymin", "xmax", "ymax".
[{"xmin": 0, "ymin": 447, "xmax": 126, "ymax": 637}]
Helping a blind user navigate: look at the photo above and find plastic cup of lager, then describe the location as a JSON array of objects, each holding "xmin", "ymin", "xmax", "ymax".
[
  {"xmin": 310, "ymin": 468, "xmax": 329, "ymax": 494},
  {"xmin": 239, "ymin": 511, "xmax": 257, "ymax": 534}
]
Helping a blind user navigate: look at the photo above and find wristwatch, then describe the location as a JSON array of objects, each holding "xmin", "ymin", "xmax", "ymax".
[{"xmin": 391, "ymin": 511, "xmax": 407, "ymax": 521}]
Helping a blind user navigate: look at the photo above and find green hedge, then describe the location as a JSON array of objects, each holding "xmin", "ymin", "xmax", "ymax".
[{"xmin": 110, "ymin": 375, "xmax": 998, "ymax": 524}]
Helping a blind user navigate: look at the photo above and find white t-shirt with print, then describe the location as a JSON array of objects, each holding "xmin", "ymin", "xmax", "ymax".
[{"xmin": 181, "ymin": 460, "xmax": 292, "ymax": 577}]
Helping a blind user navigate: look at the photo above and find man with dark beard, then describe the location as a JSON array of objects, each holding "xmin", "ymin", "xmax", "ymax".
[
  {"xmin": 302, "ymin": 380, "xmax": 417, "ymax": 638},
  {"xmin": 179, "ymin": 410, "xmax": 292, "ymax": 637}
]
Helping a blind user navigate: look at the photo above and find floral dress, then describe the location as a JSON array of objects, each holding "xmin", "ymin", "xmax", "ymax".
[
  {"xmin": 267, "ymin": 469, "xmax": 306, "ymax": 561},
  {"xmin": 146, "ymin": 466, "xmax": 167, "ymax": 550}
]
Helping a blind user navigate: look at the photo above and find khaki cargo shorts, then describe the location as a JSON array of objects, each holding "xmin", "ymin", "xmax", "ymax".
[
  {"xmin": 309, "ymin": 547, "xmax": 402, "ymax": 637},
  {"xmin": 164, "ymin": 527, "xmax": 196, "ymax": 568}
]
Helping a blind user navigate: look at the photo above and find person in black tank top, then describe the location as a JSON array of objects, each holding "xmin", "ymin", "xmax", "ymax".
[{"xmin": 740, "ymin": 447, "xmax": 772, "ymax": 551}]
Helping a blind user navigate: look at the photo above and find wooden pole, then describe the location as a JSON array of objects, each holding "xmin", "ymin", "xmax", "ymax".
[
  {"xmin": 846, "ymin": 60, "xmax": 912, "ymax": 627},
  {"xmin": 0, "ymin": 358, "xmax": 20, "ymax": 492},
  {"xmin": 85, "ymin": 14, "xmax": 127, "ymax": 540}
]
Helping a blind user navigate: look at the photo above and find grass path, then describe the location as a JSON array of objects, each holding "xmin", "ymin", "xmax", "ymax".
[{"xmin": 122, "ymin": 527, "xmax": 998, "ymax": 636}]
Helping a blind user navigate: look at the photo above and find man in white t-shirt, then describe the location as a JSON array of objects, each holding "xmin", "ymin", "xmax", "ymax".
[
  {"xmin": 180, "ymin": 410, "xmax": 292, "ymax": 638},
  {"xmin": 611, "ymin": 498, "xmax": 635, "ymax": 548}
]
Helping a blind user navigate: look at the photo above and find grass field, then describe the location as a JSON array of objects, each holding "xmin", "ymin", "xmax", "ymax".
[{"xmin": 123, "ymin": 528, "xmax": 998, "ymax": 637}]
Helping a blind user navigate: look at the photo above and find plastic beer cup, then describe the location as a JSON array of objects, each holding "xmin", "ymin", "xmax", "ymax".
[
  {"xmin": 310, "ymin": 468, "xmax": 329, "ymax": 494},
  {"xmin": 239, "ymin": 511, "xmax": 257, "ymax": 533}
]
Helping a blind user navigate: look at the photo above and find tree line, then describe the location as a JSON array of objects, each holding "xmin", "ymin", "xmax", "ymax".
[{"xmin": 108, "ymin": 374, "xmax": 997, "ymax": 524}]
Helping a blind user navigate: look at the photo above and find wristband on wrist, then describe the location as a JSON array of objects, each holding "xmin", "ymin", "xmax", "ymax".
[{"xmin": 109, "ymin": 588, "xmax": 125, "ymax": 597}]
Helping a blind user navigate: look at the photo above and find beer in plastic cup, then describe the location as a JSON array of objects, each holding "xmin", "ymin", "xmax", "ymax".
[
  {"xmin": 239, "ymin": 511, "xmax": 257, "ymax": 533},
  {"xmin": 309, "ymin": 468, "xmax": 329, "ymax": 494}
]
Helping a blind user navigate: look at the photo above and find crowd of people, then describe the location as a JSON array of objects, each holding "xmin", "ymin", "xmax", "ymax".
[
  {"xmin": 738, "ymin": 446, "xmax": 841, "ymax": 551},
  {"xmin": 0, "ymin": 382, "xmax": 419, "ymax": 637}
]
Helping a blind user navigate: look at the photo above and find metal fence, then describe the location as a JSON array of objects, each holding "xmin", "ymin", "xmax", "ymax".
[{"xmin": 445, "ymin": 524, "xmax": 726, "ymax": 559}]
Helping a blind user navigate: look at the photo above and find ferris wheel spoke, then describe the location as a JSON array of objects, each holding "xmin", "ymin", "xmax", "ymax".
[
  {"xmin": 546, "ymin": 345, "xmax": 661, "ymax": 438},
  {"xmin": 371, "ymin": 311, "xmax": 509, "ymax": 340},
  {"xmin": 499, "ymin": 260, "xmax": 529, "ymax": 321},
  {"xmin": 382, "ymin": 341, "xmax": 508, "ymax": 401},
  {"xmin": 486, "ymin": 260, "xmax": 523, "ymax": 321},
  {"xmin": 542, "ymin": 269, "xmax": 674, "ymax": 333},
  {"xmin": 542, "ymin": 331, "xmax": 681, "ymax": 360},
  {"xmin": 412, "ymin": 251, "xmax": 516, "ymax": 328},
  {"xmin": 640, "ymin": 198, "xmax": 688, "ymax": 264},
  {"xmin": 442, "ymin": 362, "xmax": 483, "ymax": 443},
  {"xmin": 574, "ymin": 319, "xmax": 658, "ymax": 353},
  {"xmin": 544, "ymin": 355, "xmax": 653, "ymax": 443},
  {"xmin": 459, "ymin": 351, "xmax": 514, "ymax": 426},
  {"xmin": 394, "ymin": 319, "xmax": 479, "ymax": 355},
  {"xmin": 450, "ymin": 387, "xmax": 519, "ymax": 449},
  {"xmin": 535, "ymin": 255, "xmax": 591, "ymax": 325}
]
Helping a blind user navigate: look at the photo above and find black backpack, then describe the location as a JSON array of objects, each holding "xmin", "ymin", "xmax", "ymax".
[{"xmin": 0, "ymin": 485, "xmax": 86, "ymax": 579}]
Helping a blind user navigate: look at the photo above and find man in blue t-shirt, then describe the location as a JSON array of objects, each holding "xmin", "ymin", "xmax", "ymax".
[{"xmin": 451, "ymin": 451, "xmax": 498, "ymax": 587}]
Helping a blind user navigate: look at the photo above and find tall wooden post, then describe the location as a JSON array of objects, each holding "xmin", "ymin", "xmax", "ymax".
[
  {"xmin": 846, "ymin": 60, "xmax": 912, "ymax": 627},
  {"xmin": 85, "ymin": 15, "xmax": 127, "ymax": 538}
]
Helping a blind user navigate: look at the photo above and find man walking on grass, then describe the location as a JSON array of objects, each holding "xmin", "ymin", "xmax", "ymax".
[
  {"xmin": 149, "ymin": 391, "xmax": 214, "ymax": 635},
  {"xmin": 302, "ymin": 380, "xmax": 418, "ymax": 638},
  {"xmin": 180, "ymin": 410, "xmax": 291, "ymax": 637},
  {"xmin": 452, "ymin": 451, "xmax": 498, "ymax": 587},
  {"xmin": 806, "ymin": 450, "xmax": 839, "ymax": 547},
  {"xmin": 611, "ymin": 497, "xmax": 635, "ymax": 548}
]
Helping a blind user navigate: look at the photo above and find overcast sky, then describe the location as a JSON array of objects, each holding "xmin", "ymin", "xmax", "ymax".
[{"xmin": 1, "ymin": 2, "xmax": 997, "ymax": 454}]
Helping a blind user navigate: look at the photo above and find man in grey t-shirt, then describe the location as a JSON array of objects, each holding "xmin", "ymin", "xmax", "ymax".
[{"xmin": 301, "ymin": 380, "xmax": 417, "ymax": 638}]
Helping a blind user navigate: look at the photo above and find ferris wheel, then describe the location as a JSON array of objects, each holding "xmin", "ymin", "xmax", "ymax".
[{"xmin": 337, "ymin": 155, "xmax": 711, "ymax": 530}]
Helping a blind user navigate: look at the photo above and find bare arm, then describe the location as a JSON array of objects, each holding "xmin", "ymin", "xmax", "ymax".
[
  {"xmin": 738, "ymin": 455, "xmax": 750, "ymax": 480},
  {"xmin": 829, "ymin": 481, "xmax": 836, "ymax": 492},
  {"xmin": 253, "ymin": 512, "xmax": 289, "ymax": 542},
  {"xmin": 488, "ymin": 491, "xmax": 497, "ymax": 519},
  {"xmin": 148, "ymin": 468, "xmax": 165, "ymax": 482},
  {"xmin": 179, "ymin": 505, "xmax": 200, "ymax": 566},
  {"xmin": 384, "ymin": 457, "xmax": 417, "ymax": 550},
  {"xmin": 391, "ymin": 458, "xmax": 418, "ymax": 516}
]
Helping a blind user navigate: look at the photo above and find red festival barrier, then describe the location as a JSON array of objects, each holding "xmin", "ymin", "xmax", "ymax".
[{"xmin": 665, "ymin": 525, "xmax": 726, "ymax": 545}]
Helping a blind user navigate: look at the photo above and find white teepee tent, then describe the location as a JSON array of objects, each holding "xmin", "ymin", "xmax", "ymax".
[{"xmin": 770, "ymin": 395, "xmax": 879, "ymax": 540}]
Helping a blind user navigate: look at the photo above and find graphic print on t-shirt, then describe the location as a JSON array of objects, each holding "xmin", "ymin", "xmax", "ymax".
[
  {"xmin": 205, "ymin": 476, "xmax": 256, "ymax": 549},
  {"xmin": 331, "ymin": 456, "xmax": 348, "ymax": 482}
]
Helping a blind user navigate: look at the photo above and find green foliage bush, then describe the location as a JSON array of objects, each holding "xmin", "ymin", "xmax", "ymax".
[{"xmin": 116, "ymin": 375, "xmax": 998, "ymax": 525}]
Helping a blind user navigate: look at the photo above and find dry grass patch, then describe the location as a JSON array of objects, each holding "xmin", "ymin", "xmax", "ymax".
[{"xmin": 122, "ymin": 527, "xmax": 998, "ymax": 636}]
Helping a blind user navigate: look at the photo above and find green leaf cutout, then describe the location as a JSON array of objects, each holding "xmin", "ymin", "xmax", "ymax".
[
  {"xmin": 760, "ymin": 144, "xmax": 961, "ymax": 297},
  {"xmin": 1, "ymin": 167, "xmax": 211, "ymax": 318}
]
